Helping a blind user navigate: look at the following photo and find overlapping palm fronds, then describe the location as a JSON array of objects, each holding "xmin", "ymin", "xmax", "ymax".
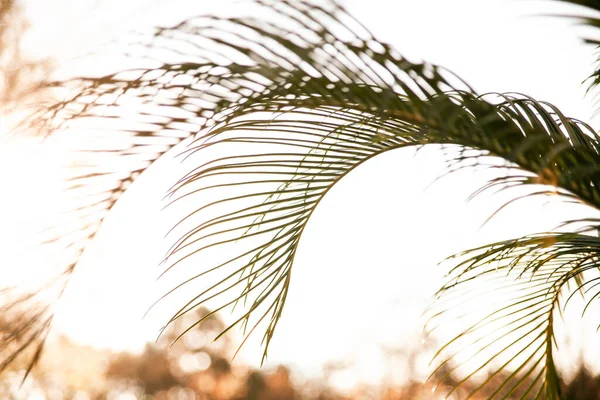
[{"xmin": 5, "ymin": 0, "xmax": 600, "ymax": 398}]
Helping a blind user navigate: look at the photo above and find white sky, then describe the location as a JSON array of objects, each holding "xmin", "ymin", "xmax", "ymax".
[{"xmin": 6, "ymin": 0, "xmax": 600, "ymax": 389}]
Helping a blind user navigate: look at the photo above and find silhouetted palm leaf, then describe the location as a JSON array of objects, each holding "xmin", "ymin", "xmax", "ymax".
[{"xmin": 5, "ymin": 1, "xmax": 600, "ymax": 398}]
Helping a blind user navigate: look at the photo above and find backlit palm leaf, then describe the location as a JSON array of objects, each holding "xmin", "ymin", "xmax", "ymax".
[
  {"xmin": 5, "ymin": 0, "xmax": 600, "ymax": 398},
  {"xmin": 426, "ymin": 233, "xmax": 600, "ymax": 398}
]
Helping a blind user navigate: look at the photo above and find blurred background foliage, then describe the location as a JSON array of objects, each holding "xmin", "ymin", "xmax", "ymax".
[
  {"xmin": 0, "ymin": 306, "xmax": 599, "ymax": 400},
  {"xmin": 0, "ymin": 0, "xmax": 49, "ymax": 105}
]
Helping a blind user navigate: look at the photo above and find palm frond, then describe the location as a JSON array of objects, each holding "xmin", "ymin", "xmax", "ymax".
[
  {"xmin": 6, "ymin": 1, "xmax": 600, "ymax": 398},
  {"xmin": 426, "ymin": 233, "xmax": 600, "ymax": 398},
  {"xmin": 6, "ymin": 0, "xmax": 469, "ymax": 377}
]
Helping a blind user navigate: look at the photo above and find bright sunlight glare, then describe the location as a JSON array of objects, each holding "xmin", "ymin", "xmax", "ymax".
[{"xmin": 3, "ymin": 0, "xmax": 600, "ymax": 392}]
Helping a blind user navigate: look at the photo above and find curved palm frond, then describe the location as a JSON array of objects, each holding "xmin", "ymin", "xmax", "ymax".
[
  {"xmin": 6, "ymin": 0, "xmax": 600, "ymax": 398},
  {"xmin": 5, "ymin": 0, "xmax": 470, "ymax": 378}
]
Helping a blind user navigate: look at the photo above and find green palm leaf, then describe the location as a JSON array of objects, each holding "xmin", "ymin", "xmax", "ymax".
[{"xmin": 5, "ymin": 0, "xmax": 600, "ymax": 398}]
